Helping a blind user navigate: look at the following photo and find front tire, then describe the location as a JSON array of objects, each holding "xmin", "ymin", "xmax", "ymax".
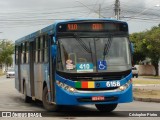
[
  {"xmin": 42, "ymin": 86, "xmax": 59, "ymax": 111},
  {"xmin": 95, "ymin": 104, "xmax": 117, "ymax": 112}
]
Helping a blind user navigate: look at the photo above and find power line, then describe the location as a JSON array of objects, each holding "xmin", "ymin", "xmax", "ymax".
[
  {"xmin": 121, "ymin": 16, "xmax": 160, "ymax": 22},
  {"xmin": 0, "ymin": 0, "xmax": 160, "ymax": 30}
]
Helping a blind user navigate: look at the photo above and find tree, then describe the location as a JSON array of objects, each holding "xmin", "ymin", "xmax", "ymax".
[
  {"xmin": 130, "ymin": 25, "xmax": 160, "ymax": 76},
  {"xmin": 130, "ymin": 32, "xmax": 146, "ymax": 65},
  {"xmin": 0, "ymin": 40, "xmax": 14, "ymax": 68},
  {"xmin": 143, "ymin": 27, "xmax": 160, "ymax": 75}
]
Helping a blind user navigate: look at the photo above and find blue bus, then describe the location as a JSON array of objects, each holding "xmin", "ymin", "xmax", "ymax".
[{"xmin": 15, "ymin": 19, "xmax": 133, "ymax": 112}]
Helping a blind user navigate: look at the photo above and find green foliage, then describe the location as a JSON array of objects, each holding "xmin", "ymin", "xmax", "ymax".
[
  {"xmin": 130, "ymin": 32, "xmax": 146, "ymax": 65},
  {"xmin": 0, "ymin": 40, "xmax": 14, "ymax": 66},
  {"xmin": 130, "ymin": 25, "xmax": 160, "ymax": 75}
]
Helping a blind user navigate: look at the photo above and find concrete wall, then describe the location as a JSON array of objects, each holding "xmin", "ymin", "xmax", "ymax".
[{"xmin": 135, "ymin": 65, "xmax": 156, "ymax": 76}]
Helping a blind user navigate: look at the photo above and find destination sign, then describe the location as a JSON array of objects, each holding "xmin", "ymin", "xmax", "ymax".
[{"xmin": 57, "ymin": 21, "xmax": 128, "ymax": 32}]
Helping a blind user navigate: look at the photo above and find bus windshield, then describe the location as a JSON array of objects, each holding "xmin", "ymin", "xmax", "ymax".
[{"xmin": 57, "ymin": 36, "xmax": 131, "ymax": 73}]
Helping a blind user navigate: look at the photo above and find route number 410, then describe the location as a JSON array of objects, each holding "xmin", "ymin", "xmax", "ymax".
[
  {"xmin": 106, "ymin": 81, "xmax": 120, "ymax": 87},
  {"xmin": 79, "ymin": 64, "xmax": 90, "ymax": 69}
]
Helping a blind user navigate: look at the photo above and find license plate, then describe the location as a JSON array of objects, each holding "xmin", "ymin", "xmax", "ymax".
[{"xmin": 92, "ymin": 96, "xmax": 105, "ymax": 101}]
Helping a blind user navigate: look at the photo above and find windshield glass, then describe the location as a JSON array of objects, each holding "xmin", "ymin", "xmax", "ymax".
[{"xmin": 57, "ymin": 36, "xmax": 131, "ymax": 73}]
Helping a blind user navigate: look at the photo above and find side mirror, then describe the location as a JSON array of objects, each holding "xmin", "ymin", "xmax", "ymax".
[
  {"xmin": 51, "ymin": 36, "xmax": 57, "ymax": 57},
  {"xmin": 53, "ymin": 36, "xmax": 56, "ymax": 44},
  {"xmin": 130, "ymin": 42, "xmax": 134, "ymax": 54}
]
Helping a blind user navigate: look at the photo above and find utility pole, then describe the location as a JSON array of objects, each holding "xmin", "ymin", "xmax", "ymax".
[
  {"xmin": 99, "ymin": 4, "xmax": 101, "ymax": 18},
  {"xmin": 114, "ymin": 0, "xmax": 120, "ymax": 20}
]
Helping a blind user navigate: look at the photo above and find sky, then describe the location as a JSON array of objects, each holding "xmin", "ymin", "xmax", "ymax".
[{"xmin": 0, "ymin": 0, "xmax": 160, "ymax": 41}]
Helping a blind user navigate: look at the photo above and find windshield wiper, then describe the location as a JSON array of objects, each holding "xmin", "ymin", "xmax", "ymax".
[
  {"xmin": 74, "ymin": 33, "xmax": 94, "ymax": 64},
  {"xmin": 103, "ymin": 37, "xmax": 112, "ymax": 60},
  {"xmin": 74, "ymin": 33, "xmax": 92, "ymax": 53}
]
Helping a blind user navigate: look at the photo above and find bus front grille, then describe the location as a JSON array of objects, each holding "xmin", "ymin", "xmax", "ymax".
[
  {"xmin": 76, "ymin": 87, "xmax": 118, "ymax": 91},
  {"xmin": 69, "ymin": 75, "xmax": 123, "ymax": 81},
  {"xmin": 56, "ymin": 70, "xmax": 131, "ymax": 81}
]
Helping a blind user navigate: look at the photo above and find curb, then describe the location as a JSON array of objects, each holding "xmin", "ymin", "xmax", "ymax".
[
  {"xmin": 133, "ymin": 87, "xmax": 160, "ymax": 103},
  {"xmin": 133, "ymin": 97, "xmax": 160, "ymax": 103}
]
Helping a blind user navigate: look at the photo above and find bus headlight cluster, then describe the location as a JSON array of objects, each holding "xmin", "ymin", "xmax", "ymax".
[
  {"xmin": 56, "ymin": 81, "xmax": 76, "ymax": 93},
  {"xmin": 119, "ymin": 79, "xmax": 132, "ymax": 91}
]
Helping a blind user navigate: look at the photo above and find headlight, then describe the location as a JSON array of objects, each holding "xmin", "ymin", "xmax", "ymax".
[
  {"xmin": 119, "ymin": 79, "xmax": 132, "ymax": 91},
  {"xmin": 56, "ymin": 80, "xmax": 77, "ymax": 93}
]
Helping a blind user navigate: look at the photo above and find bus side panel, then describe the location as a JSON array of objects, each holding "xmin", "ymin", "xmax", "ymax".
[
  {"xmin": 42, "ymin": 63, "xmax": 49, "ymax": 99},
  {"xmin": 15, "ymin": 65, "xmax": 19, "ymax": 91},
  {"xmin": 34, "ymin": 63, "xmax": 44, "ymax": 100},
  {"xmin": 20, "ymin": 64, "xmax": 31, "ymax": 96},
  {"xmin": 34, "ymin": 63, "xmax": 49, "ymax": 100}
]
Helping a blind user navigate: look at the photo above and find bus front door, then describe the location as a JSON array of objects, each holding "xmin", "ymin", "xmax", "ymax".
[{"xmin": 29, "ymin": 41, "xmax": 35, "ymax": 97}]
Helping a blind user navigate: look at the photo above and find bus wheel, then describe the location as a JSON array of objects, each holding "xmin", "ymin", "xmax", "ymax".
[
  {"xmin": 95, "ymin": 104, "xmax": 117, "ymax": 112},
  {"xmin": 23, "ymin": 83, "xmax": 32, "ymax": 103},
  {"xmin": 42, "ymin": 86, "xmax": 58, "ymax": 111}
]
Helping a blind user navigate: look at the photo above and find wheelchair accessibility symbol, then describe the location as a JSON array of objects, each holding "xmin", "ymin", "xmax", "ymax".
[{"xmin": 97, "ymin": 60, "xmax": 107, "ymax": 70}]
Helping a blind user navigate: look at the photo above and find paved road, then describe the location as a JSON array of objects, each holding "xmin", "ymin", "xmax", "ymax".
[{"xmin": 0, "ymin": 76, "xmax": 160, "ymax": 120}]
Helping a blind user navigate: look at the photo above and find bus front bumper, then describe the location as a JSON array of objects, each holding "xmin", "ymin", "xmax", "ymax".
[{"xmin": 55, "ymin": 84, "xmax": 133, "ymax": 105}]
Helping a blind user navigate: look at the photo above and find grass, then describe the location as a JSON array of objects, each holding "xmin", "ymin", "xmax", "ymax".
[
  {"xmin": 133, "ymin": 78, "xmax": 160, "ymax": 99},
  {"xmin": 133, "ymin": 89, "xmax": 160, "ymax": 99},
  {"xmin": 132, "ymin": 79, "xmax": 160, "ymax": 84}
]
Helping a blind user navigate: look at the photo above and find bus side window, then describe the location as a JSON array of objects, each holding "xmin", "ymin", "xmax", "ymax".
[
  {"xmin": 26, "ymin": 42, "xmax": 29, "ymax": 63},
  {"xmin": 36, "ymin": 37, "xmax": 41, "ymax": 63},
  {"xmin": 42, "ymin": 35, "xmax": 44, "ymax": 62},
  {"xmin": 21, "ymin": 43, "xmax": 25, "ymax": 64},
  {"xmin": 24, "ymin": 42, "xmax": 27, "ymax": 63},
  {"xmin": 35, "ymin": 38, "xmax": 39, "ymax": 63},
  {"xmin": 44, "ymin": 35, "xmax": 48, "ymax": 62},
  {"xmin": 15, "ymin": 46, "xmax": 18, "ymax": 65},
  {"xmin": 38, "ymin": 37, "xmax": 41, "ymax": 63},
  {"xmin": 40, "ymin": 36, "xmax": 43, "ymax": 63}
]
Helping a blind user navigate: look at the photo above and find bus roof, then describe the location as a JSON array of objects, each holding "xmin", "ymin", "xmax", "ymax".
[{"xmin": 15, "ymin": 18, "xmax": 127, "ymax": 44}]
